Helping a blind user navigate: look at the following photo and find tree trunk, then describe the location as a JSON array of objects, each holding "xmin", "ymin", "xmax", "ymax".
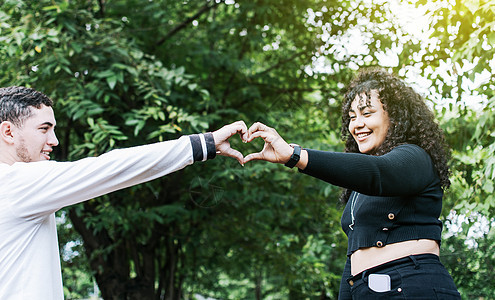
[
  {"xmin": 69, "ymin": 205, "xmax": 157, "ymax": 300},
  {"xmin": 163, "ymin": 235, "xmax": 180, "ymax": 300},
  {"xmin": 255, "ymin": 269, "xmax": 262, "ymax": 300},
  {"xmin": 69, "ymin": 207, "xmax": 129, "ymax": 299}
]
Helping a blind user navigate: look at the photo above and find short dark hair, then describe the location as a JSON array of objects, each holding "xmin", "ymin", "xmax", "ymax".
[{"xmin": 0, "ymin": 86, "xmax": 54, "ymax": 126}]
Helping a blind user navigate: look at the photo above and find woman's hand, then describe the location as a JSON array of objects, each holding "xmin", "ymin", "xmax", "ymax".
[{"xmin": 243, "ymin": 122, "xmax": 294, "ymax": 164}]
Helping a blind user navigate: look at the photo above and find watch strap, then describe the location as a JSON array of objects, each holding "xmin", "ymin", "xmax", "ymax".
[{"xmin": 284, "ymin": 145, "xmax": 301, "ymax": 168}]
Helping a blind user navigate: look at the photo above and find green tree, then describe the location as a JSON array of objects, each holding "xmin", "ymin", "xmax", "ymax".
[
  {"xmin": 404, "ymin": 0, "xmax": 495, "ymax": 215},
  {"xmin": 402, "ymin": 1, "xmax": 495, "ymax": 298},
  {"xmin": 0, "ymin": 0, "xmax": 450, "ymax": 299}
]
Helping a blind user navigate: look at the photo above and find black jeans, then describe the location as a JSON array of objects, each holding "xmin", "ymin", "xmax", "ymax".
[{"xmin": 338, "ymin": 254, "xmax": 461, "ymax": 299}]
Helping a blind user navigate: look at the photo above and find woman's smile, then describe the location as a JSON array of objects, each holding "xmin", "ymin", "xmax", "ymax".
[{"xmin": 348, "ymin": 90, "xmax": 390, "ymax": 155}]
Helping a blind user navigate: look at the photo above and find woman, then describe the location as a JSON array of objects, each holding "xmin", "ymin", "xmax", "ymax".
[{"xmin": 244, "ymin": 68, "xmax": 461, "ymax": 299}]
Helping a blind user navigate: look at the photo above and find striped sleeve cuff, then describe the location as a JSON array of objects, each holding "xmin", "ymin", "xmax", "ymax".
[{"xmin": 189, "ymin": 133, "xmax": 217, "ymax": 162}]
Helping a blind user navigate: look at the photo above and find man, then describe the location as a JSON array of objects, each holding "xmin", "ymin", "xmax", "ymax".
[{"xmin": 0, "ymin": 86, "xmax": 247, "ymax": 299}]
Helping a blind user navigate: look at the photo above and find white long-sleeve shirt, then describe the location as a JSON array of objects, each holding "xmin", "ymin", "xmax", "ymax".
[{"xmin": 0, "ymin": 134, "xmax": 215, "ymax": 300}]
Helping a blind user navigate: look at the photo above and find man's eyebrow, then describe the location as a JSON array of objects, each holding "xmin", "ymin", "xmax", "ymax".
[{"xmin": 39, "ymin": 122, "xmax": 55, "ymax": 127}]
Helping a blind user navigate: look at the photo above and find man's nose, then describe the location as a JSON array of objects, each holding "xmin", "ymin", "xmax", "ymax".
[{"xmin": 48, "ymin": 131, "xmax": 59, "ymax": 146}]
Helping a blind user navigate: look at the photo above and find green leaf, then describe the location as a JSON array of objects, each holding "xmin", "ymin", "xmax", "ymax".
[
  {"xmin": 464, "ymin": 0, "xmax": 480, "ymax": 14},
  {"xmin": 94, "ymin": 70, "xmax": 115, "ymax": 78},
  {"xmin": 106, "ymin": 75, "xmax": 117, "ymax": 89}
]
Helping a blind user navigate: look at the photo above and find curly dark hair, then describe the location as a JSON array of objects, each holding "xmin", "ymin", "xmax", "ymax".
[{"xmin": 340, "ymin": 68, "xmax": 451, "ymax": 202}]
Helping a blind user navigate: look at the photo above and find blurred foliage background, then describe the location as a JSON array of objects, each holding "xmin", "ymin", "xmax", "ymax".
[{"xmin": 0, "ymin": 0, "xmax": 493, "ymax": 299}]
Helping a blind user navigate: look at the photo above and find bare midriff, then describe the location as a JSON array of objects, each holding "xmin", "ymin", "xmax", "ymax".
[{"xmin": 350, "ymin": 239, "xmax": 440, "ymax": 276}]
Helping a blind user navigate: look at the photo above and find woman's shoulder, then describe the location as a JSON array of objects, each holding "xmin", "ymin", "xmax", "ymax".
[
  {"xmin": 392, "ymin": 143, "xmax": 427, "ymax": 154},
  {"xmin": 389, "ymin": 143, "xmax": 433, "ymax": 165}
]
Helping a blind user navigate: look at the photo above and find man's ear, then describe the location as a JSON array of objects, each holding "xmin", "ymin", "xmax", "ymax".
[{"xmin": 0, "ymin": 121, "xmax": 15, "ymax": 144}]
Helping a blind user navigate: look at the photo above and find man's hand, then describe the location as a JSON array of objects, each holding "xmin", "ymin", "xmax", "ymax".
[{"xmin": 212, "ymin": 121, "xmax": 249, "ymax": 165}]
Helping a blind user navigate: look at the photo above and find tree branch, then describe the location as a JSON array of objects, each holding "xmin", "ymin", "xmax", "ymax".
[
  {"xmin": 155, "ymin": 1, "xmax": 221, "ymax": 47},
  {"xmin": 98, "ymin": 0, "xmax": 105, "ymax": 18},
  {"xmin": 254, "ymin": 50, "xmax": 309, "ymax": 77}
]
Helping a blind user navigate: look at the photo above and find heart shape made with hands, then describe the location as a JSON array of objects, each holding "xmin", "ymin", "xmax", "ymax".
[{"xmin": 216, "ymin": 122, "xmax": 294, "ymax": 166}]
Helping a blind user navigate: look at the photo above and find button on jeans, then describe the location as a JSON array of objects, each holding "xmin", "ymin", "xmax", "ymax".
[{"xmin": 338, "ymin": 254, "xmax": 461, "ymax": 299}]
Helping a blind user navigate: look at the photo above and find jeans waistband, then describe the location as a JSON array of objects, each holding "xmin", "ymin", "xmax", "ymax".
[{"xmin": 348, "ymin": 253, "xmax": 439, "ymax": 284}]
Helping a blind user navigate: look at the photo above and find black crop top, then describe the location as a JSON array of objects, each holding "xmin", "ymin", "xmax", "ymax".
[{"xmin": 300, "ymin": 144, "xmax": 443, "ymax": 256}]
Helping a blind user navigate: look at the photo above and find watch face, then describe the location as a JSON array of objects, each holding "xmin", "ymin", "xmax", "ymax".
[
  {"xmin": 293, "ymin": 145, "xmax": 301, "ymax": 158},
  {"xmin": 285, "ymin": 146, "xmax": 301, "ymax": 168},
  {"xmin": 284, "ymin": 146, "xmax": 299, "ymax": 168}
]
